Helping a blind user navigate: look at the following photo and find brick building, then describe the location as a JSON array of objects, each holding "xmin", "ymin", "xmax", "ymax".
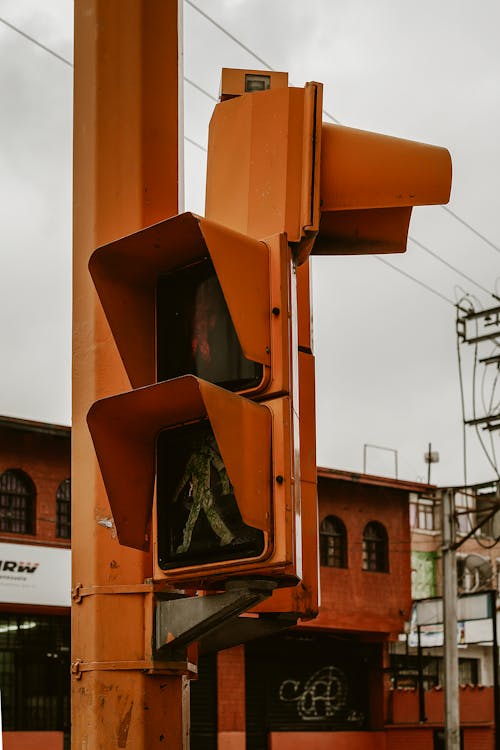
[
  {"xmin": 387, "ymin": 483, "xmax": 500, "ymax": 748},
  {"xmin": 0, "ymin": 416, "xmax": 70, "ymax": 750},
  {"xmin": 191, "ymin": 467, "xmax": 422, "ymax": 750},
  {"xmin": 1, "ymin": 416, "xmax": 495, "ymax": 749}
]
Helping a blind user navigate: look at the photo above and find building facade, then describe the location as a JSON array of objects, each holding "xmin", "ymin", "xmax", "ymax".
[
  {"xmin": 191, "ymin": 467, "xmax": 420, "ymax": 750},
  {"xmin": 2, "ymin": 415, "xmax": 495, "ymax": 749},
  {"xmin": 0, "ymin": 416, "xmax": 70, "ymax": 750}
]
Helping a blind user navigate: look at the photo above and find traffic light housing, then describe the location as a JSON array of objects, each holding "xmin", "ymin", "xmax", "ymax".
[
  {"xmin": 206, "ymin": 70, "xmax": 451, "ymax": 262},
  {"xmin": 87, "ymin": 213, "xmax": 301, "ymax": 588},
  {"xmin": 203, "ymin": 68, "xmax": 451, "ymax": 620},
  {"xmin": 87, "ymin": 67, "xmax": 452, "ymax": 603}
]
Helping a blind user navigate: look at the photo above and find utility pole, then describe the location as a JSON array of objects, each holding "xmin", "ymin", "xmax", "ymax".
[
  {"xmin": 72, "ymin": 3, "xmax": 190, "ymax": 748},
  {"xmin": 442, "ymin": 489, "xmax": 460, "ymax": 750}
]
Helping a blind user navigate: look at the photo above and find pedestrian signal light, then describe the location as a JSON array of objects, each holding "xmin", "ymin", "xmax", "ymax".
[
  {"xmin": 87, "ymin": 68, "xmax": 452, "ymax": 597},
  {"xmin": 87, "ymin": 213, "xmax": 300, "ymax": 587},
  {"xmin": 156, "ymin": 420, "xmax": 265, "ymax": 570},
  {"xmin": 88, "ymin": 212, "xmax": 289, "ymax": 398},
  {"xmin": 156, "ymin": 256, "xmax": 261, "ymax": 392}
]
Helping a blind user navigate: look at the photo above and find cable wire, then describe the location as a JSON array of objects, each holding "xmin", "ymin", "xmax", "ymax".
[
  {"xmin": 0, "ymin": 15, "xmax": 72, "ymax": 67},
  {"xmin": 184, "ymin": 0, "xmax": 341, "ymax": 123},
  {"xmin": 469, "ymin": 311, "xmax": 500, "ymax": 479},
  {"xmin": 185, "ymin": 0, "xmax": 273, "ymax": 70},
  {"xmin": 441, "ymin": 205, "xmax": 500, "ymax": 256},
  {"xmin": 375, "ymin": 256, "xmax": 457, "ymax": 307},
  {"xmin": 455, "ymin": 307, "xmax": 469, "ymax": 487},
  {"xmin": 4, "ymin": 4, "xmax": 498, "ymax": 293},
  {"xmin": 409, "ymin": 236, "xmax": 499, "ymax": 303},
  {"xmin": 185, "ymin": 135, "xmax": 207, "ymax": 153},
  {"xmin": 185, "ymin": 76, "xmax": 218, "ymax": 103}
]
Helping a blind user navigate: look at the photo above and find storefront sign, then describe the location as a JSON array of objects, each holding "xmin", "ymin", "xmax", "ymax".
[{"xmin": 0, "ymin": 542, "xmax": 70, "ymax": 607}]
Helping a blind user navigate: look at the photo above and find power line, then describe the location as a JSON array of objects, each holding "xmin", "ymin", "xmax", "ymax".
[
  {"xmin": 186, "ymin": 1, "xmax": 500, "ymax": 247},
  {"xmin": 375, "ymin": 256, "xmax": 456, "ymax": 308},
  {"xmin": 0, "ymin": 15, "xmax": 470, "ymax": 311},
  {"xmin": 184, "ymin": 0, "xmax": 341, "ymax": 124},
  {"xmin": 185, "ymin": 0, "xmax": 273, "ymax": 70},
  {"xmin": 0, "ymin": 15, "xmax": 72, "ymax": 67},
  {"xmin": 4, "ymin": 6, "xmax": 499, "ymax": 268},
  {"xmin": 185, "ymin": 76, "xmax": 218, "ymax": 103},
  {"xmin": 441, "ymin": 205, "xmax": 500, "ymax": 256},
  {"xmin": 409, "ymin": 235, "xmax": 499, "ymax": 303},
  {"xmin": 185, "ymin": 135, "xmax": 207, "ymax": 153}
]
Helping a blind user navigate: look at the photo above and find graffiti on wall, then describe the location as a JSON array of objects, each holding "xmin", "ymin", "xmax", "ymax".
[{"xmin": 278, "ymin": 665, "xmax": 365, "ymax": 725}]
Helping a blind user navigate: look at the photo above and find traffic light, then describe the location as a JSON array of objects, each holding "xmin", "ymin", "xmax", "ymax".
[
  {"xmin": 205, "ymin": 70, "xmax": 451, "ymax": 261},
  {"xmin": 87, "ymin": 213, "xmax": 301, "ymax": 588},
  {"xmin": 87, "ymin": 67, "xmax": 452, "ymax": 602},
  {"xmin": 203, "ymin": 68, "xmax": 451, "ymax": 621}
]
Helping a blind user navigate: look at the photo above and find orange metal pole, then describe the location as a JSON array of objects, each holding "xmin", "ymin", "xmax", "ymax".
[{"xmin": 72, "ymin": 2, "xmax": 187, "ymax": 747}]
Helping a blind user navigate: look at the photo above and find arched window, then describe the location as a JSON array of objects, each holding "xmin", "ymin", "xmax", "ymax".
[
  {"xmin": 56, "ymin": 478, "xmax": 71, "ymax": 539},
  {"xmin": 319, "ymin": 515, "xmax": 347, "ymax": 568},
  {"xmin": 362, "ymin": 521, "xmax": 388, "ymax": 572},
  {"xmin": 0, "ymin": 470, "xmax": 36, "ymax": 535}
]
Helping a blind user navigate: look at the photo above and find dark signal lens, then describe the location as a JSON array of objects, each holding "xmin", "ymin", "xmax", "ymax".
[
  {"xmin": 157, "ymin": 259, "xmax": 262, "ymax": 391},
  {"xmin": 156, "ymin": 421, "xmax": 265, "ymax": 570}
]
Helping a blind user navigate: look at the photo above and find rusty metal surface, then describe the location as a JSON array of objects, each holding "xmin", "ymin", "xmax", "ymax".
[
  {"xmin": 155, "ymin": 580, "xmax": 276, "ymax": 653},
  {"xmin": 73, "ymin": 2, "xmax": 190, "ymax": 748},
  {"xmin": 254, "ymin": 352, "xmax": 319, "ymax": 620}
]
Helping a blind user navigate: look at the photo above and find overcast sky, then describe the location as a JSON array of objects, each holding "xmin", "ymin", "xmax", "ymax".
[{"xmin": 0, "ymin": 0, "xmax": 499, "ymax": 486}]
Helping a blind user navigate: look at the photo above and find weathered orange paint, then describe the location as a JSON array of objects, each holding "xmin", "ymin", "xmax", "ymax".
[
  {"xmin": 88, "ymin": 376, "xmax": 272, "ymax": 550},
  {"xmin": 296, "ymin": 261, "xmax": 313, "ymax": 353},
  {"xmin": 207, "ymin": 70, "xmax": 319, "ymax": 619},
  {"xmin": 205, "ymin": 70, "xmax": 452, "ymax": 265},
  {"xmin": 268, "ymin": 731, "xmax": 387, "ymax": 749},
  {"xmin": 2, "ymin": 732, "xmax": 64, "ymax": 750},
  {"xmin": 316, "ymin": 123, "xmax": 452, "ymax": 255},
  {"xmin": 321, "ymin": 124, "xmax": 452, "ymax": 211},
  {"xmin": 205, "ymin": 82, "xmax": 323, "ymax": 259},
  {"xmin": 254, "ymin": 352, "xmax": 319, "ymax": 618},
  {"xmin": 73, "ymin": 1, "xmax": 189, "ymax": 748},
  {"xmin": 87, "ymin": 224, "xmax": 301, "ymax": 586},
  {"xmin": 89, "ymin": 212, "xmax": 286, "ymax": 393}
]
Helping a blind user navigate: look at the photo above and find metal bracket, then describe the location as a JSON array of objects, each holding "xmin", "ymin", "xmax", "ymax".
[
  {"xmin": 71, "ymin": 581, "xmax": 155, "ymax": 604},
  {"xmin": 155, "ymin": 579, "xmax": 277, "ymax": 656}
]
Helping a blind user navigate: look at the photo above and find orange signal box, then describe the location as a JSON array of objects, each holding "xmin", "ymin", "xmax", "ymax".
[
  {"xmin": 86, "ymin": 66, "xmax": 452, "ymax": 619},
  {"xmin": 204, "ymin": 68, "xmax": 452, "ymax": 622},
  {"xmin": 87, "ymin": 213, "xmax": 302, "ymax": 588},
  {"xmin": 206, "ymin": 69, "xmax": 451, "ymax": 263}
]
